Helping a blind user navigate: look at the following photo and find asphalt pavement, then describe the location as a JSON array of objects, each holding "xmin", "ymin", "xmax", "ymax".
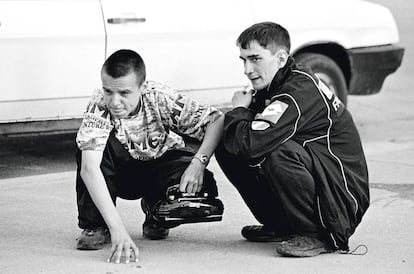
[{"xmin": 0, "ymin": 155, "xmax": 413, "ymax": 274}]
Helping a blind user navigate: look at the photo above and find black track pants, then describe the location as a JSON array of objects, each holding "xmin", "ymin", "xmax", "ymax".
[
  {"xmin": 76, "ymin": 133, "xmax": 217, "ymax": 229},
  {"xmin": 215, "ymin": 140, "xmax": 323, "ymax": 237}
]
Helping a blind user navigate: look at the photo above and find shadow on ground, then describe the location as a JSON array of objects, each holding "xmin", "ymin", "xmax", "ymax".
[
  {"xmin": 0, "ymin": 133, "xmax": 77, "ymax": 179},
  {"xmin": 370, "ymin": 183, "xmax": 414, "ymax": 201}
]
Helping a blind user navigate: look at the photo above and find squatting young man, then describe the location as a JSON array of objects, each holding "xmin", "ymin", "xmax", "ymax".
[
  {"xmin": 216, "ymin": 22, "xmax": 369, "ymax": 257},
  {"xmin": 75, "ymin": 49, "xmax": 224, "ymax": 263}
]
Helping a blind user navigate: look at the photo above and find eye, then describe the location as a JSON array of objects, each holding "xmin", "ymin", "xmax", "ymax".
[{"xmin": 120, "ymin": 91, "xmax": 130, "ymax": 97}]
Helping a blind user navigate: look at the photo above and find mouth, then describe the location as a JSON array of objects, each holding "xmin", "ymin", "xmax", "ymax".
[
  {"xmin": 249, "ymin": 76, "xmax": 260, "ymax": 82},
  {"xmin": 110, "ymin": 108, "xmax": 125, "ymax": 115}
]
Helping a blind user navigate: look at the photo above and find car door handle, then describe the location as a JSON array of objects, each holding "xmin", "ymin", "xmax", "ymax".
[{"xmin": 107, "ymin": 17, "xmax": 146, "ymax": 24}]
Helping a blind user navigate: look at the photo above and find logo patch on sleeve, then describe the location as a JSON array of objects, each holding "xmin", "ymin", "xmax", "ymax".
[
  {"xmin": 251, "ymin": 121, "xmax": 270, "ymax": 130},
  {"xmin": 261, "ymin": 100, "xmax": 288, "ymax": 123},
  {"xmin": 251, "ymin": 100, "xmax": 288, "ymax": 131}
]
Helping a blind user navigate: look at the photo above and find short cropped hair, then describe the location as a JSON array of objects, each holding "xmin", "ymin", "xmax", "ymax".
[
  {"xmin": 102, "ymin": 49, "xmax": 146, "ymax": 85},
  {"xmin": 237, "ymin": 22, "xmax": 291, "ymax": 54}
]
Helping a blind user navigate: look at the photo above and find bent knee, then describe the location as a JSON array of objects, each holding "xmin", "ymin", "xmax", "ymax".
[{"xmin": 265, "ymin": 140, "xmax": 312, "ymax": 173}]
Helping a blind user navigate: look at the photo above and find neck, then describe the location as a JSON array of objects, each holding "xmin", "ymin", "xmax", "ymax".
[{"xmin": 130, "ymin": 97, "xmax": 141, "ymax": 116}]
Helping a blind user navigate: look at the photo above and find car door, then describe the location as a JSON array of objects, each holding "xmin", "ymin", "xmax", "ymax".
[
  {"xmin": 100, "ymin": 0, "xmax": 254, "ymax": 106},
  {"xmin": 0, "ymin": 0, "xmax": 104, "ymax": 123}
]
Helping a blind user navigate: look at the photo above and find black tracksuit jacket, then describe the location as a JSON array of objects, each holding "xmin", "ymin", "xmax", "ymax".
[{"xmin": 223, "ymin": 57, "xmax": 369, "ymax": 251}]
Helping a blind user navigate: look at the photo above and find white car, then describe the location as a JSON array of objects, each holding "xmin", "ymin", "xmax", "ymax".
[{"xmin": 0, "ymin": 0, "xmax": 404, "ymax": 135}]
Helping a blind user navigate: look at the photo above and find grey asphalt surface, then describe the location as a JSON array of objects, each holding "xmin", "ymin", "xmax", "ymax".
[
  {"xmin": 1, "ymin": 158, "xmax": 413, "ymax": 274},
  {"xmin": 1, "ymin": 0, "xmax": 414, "ymax": 273}
]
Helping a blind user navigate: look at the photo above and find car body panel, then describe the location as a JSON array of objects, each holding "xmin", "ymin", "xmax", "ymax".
[
  {"xmin": 250, "ymin": 0, "xmax": 400, "ymax": 52},
  {"xmin": 0, "ymin": 0, "xmax": 104, "ymax": 123},
  {"xmin": 0, "ymin": 0, "xmax": 404, "ymax": 135},
  {"xmin": 101, "ymin": 0, "xmax": 251, "ymax": 95}
]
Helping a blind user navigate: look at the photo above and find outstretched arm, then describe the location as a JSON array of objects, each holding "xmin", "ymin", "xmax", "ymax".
[{"xmin": 80, "ymin": 150, "xmax": 139, "ymax": 264}]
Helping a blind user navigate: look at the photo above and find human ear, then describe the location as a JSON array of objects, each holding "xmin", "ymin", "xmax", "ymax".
[{"xmin": 276, "ymin": 50, "xmax": 288, "ymax": 68}]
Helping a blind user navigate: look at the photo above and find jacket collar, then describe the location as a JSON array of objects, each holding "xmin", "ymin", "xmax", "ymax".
[{"xmin": 257, "ymin": 56, "xmax": 295, "ymax": 95}]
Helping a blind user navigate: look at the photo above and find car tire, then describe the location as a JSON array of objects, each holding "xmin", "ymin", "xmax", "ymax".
[{"xmin": 295, "ymin": 53, "xmax": 348, "ymax": 106}]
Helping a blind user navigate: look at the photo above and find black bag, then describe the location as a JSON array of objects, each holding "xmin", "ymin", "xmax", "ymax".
[{"xmin": 153, "ymin": 184, "xmax": 224, "ymax": 227}]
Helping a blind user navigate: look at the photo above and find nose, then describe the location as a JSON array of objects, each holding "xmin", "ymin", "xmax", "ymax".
[
  {"xmin": 110, "ymin": 93, "xmax": 122, "ymax": 107},
  {"xmin": 244, "ymin": 60, "xmax": 253, "ymax": 75}
]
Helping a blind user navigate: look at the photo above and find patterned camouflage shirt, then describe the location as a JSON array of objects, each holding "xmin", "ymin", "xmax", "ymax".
[{"xmin": 76, "ymin": 80, "xmax": 223, "ymax": 160}]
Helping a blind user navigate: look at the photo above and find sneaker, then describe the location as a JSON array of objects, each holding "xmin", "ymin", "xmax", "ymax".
[
  {"xmin": 76, "ymin": 227, "xmax": 110, "ymax": 250},
  {"xmin": 241, "ymin": 225, "xmax": 291, "ymax": 242},
  {"xmin": 141, "ymin": 199, "xmax": 169, "ymax": 240},
  {"xmin": 276, "ymin": 235, "xmax": 332, "ymax": 257}
]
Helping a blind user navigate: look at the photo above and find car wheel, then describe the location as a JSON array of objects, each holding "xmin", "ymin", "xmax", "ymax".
[{"xmin": 295, "ymin": 53, "xmax": 348, "ymax": 106}]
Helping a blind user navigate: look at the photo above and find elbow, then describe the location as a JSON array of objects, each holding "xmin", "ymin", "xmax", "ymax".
[
  {"xmin": 223, "ymin": 136, "xmax": 265, "ymax": 160},
  {"xmin": 80, "ymin": 163, "xmax": 96, "ymax": 183},
  {"xmin": 80, "ymin": 166, "xmax": 88, "ymax": 182},
  {"xmin": 222, "ymin": 135, "xmax": 248, "ymax": 158},
  {"xmin": 238, "ymin": 145, "xmax": 262, "ymax": 160}
]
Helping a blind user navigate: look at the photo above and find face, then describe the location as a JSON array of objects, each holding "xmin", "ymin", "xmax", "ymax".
[
  {"xmin": 239, "ymin": 40, "xmax": 282, "ymax": 90},
  {"xmin": 101, "ymin": 70, "xmax": 143, "ymax": 119}
]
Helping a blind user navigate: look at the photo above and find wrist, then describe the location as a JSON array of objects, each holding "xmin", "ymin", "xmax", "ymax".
[
  {"xmin": 192, "ymin": 153, "xmax": 210, "ymax": 166},
  {"xmin": 105, "ymin": 215, "xmax": 124, "ymax": 231}
]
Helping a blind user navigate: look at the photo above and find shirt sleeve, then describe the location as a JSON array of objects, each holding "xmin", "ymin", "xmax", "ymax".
[
  {"xmin": 76, "ymin": 91, "xmax": 113, "ymax": 151},
  {"xmin": 223, "ymin": 95, "xmax": 300, "ymax": 160},
  {"xmin": 159, "ymin": 89, "xmax": 223, "ymax": 141}
]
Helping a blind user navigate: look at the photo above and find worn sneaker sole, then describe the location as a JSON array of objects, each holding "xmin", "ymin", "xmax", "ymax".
[
  {"xmin": 275, "ymin": 236, "xmax": 332, "ymax": 257},
  {"xmin": 243, "ymin": 234, "xmax": 293, "ymax": 242},
  {"xmin": 276, "ymin": 245, "xmax": 331, "ymax": 257},
  {"xmin": 241, "ymin": 226, "xmax": 293, "ymax": 242},
  {"xmin": 76, "ymin": 235, "xmax": 111, "ymax": 250}
]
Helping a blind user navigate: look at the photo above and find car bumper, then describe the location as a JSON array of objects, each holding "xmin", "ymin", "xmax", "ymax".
[{"xmin": 348, "ymin": 45, "xmax": 404, "ymax": 95}]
